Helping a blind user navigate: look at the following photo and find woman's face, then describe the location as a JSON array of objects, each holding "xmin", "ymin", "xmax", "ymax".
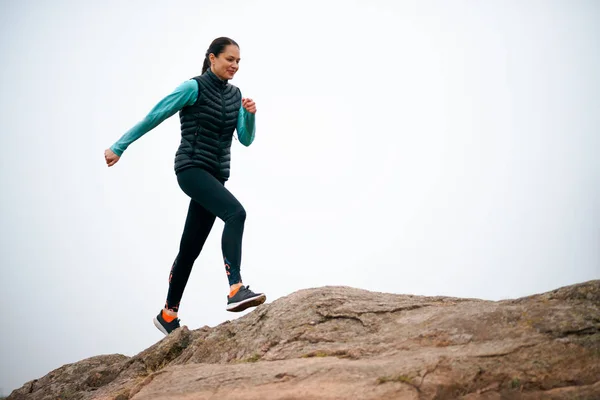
[{"xmin": 210, "ymin": 45, "xmax": 241, "ymax": 80}]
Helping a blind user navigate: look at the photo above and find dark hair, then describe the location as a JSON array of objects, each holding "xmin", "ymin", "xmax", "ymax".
[{"xmin": 202, "ymin": 37, "xmax": 239, "ymax": 74}]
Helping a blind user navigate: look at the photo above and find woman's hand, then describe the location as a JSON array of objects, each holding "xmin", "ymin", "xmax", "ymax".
[
  {"xmin": 104, "ymin": 148, "xmax": 120, "ymax": 167},
  {"xmin": 242, "ymin": 98, "xmax": 256, "ymax": 114}
]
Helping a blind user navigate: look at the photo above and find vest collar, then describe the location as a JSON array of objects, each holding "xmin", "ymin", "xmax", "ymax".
[{"xmin": 205, "ymin": 68, "xmax": 228, "ymax": 87}]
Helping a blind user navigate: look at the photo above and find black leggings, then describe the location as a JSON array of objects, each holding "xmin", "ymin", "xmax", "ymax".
[{"xmin": 165, "ymin": 167, "xmax": 246, "ymax": 312}]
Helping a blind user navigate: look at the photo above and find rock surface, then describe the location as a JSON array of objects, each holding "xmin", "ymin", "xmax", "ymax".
[{"xmin": 8, "ymin": 281, "xmax": 600, "ymax": 399}]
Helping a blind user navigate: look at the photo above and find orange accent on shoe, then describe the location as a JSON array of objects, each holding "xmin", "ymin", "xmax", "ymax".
[
  {"xmin": 162, "ymin": 309, "xmax": 177, "ymax": 323},
  {"xmin": 229, "ymin": 286, "xmax": 241, "ymax": 298}
]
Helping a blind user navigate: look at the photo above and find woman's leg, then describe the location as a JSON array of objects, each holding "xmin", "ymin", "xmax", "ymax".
[
  {"xmin": 155, "ymin": 193, "xmax": 217, "ymax": 334},
  {"xmin": 165, "ymin": 198, "xmax": 216, "ymax": 313},
  {"xmin": 176, "ymin": 167, "xmax": 246, "ymax": 287}
]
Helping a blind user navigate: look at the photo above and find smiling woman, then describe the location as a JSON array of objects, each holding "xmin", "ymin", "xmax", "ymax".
[
  {"xmin": 104, "ymin": 36, "xmax": 266, "ymax": 336},
  {"xmin": 203, "ymin": 37, "xmax": 242, "ymax": 80}
]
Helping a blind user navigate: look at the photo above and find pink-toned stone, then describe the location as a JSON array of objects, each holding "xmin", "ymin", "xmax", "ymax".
[{"xmin": 8, "ymin": 280, "xmax": 599, "ymax": 400}]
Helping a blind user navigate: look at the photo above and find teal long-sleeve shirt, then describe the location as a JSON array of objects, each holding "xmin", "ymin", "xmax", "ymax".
[{"xmin": 110, "ymin": 79, "xmax": 256, "ymax": 157}]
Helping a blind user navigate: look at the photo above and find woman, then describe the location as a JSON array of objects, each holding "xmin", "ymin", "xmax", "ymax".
[{"xmin": 104, "ymin": 37, "xmax": 266, "ymax": 335}]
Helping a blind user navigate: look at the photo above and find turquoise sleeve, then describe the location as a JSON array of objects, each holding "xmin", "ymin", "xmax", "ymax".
[
  {"xmin": 109, "ymin": 79, "xmax": 198, "ymax": 156},
  {"xmin": 236, "ymin": 106, "xmax": 256, "ymax": 146}
]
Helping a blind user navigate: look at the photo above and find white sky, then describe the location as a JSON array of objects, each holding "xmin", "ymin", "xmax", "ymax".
[{"xmin": 1, "ymin": 0, "xmax": 598, "ymax": 395}]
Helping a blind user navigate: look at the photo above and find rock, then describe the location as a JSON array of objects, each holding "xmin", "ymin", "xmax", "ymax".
[
  {"xmin": 7, "ymin": 280, "xmax": 600, "ymax": 399},
  {"xmin": 7, "ymin": 354, "xmax": 127, "ymax": 400}
]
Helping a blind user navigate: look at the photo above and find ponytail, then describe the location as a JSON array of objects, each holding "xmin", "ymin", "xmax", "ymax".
[{"xmin": 202, "ymin": 56, "xmax": 211, "ymax": 74}]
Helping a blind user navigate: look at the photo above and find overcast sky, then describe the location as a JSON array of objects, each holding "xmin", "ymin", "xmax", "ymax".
[{"xmin": 1, "ymin": 0, "xmax": 598, "ymax": 395}]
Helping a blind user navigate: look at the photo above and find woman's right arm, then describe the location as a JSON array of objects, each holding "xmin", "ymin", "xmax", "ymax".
[{"xmin": 105, "ymin": 79, "xmax": 198, "ymax": 166}]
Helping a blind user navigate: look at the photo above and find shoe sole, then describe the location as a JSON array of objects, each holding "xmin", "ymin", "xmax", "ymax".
[
  {"xmin": 226, "ymin": 294, "xmax": 266, "ymax": 312},
  {"xmin": 153, "ymin": 317, "xmax": 169, "ymax": 335}
]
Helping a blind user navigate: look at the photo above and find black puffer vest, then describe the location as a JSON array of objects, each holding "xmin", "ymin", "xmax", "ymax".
[{"xmin": 174, "ymin": 69, "xmax": 242, "ymax": 181}]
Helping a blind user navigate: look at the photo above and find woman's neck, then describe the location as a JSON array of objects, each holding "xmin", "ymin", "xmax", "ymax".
[{"xmin": 209, "ymin": 66, "xmax": 227, "ymax": 81}]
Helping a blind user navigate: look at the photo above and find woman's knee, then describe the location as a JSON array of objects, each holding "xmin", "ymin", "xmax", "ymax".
[
  {"xmin": 234, "ymin": 206, "xmax": 247, "ymax": 222},
  {"xmin": 227, "ymin": 205, "xmax": 246, "ymax": 224}
]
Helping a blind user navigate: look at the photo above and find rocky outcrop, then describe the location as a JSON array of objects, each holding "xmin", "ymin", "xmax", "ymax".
[{"xmin": 8, "ymin": 280, "xmax": 600, "ymax": 399}]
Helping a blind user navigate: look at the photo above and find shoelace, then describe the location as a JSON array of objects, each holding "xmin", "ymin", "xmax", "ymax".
[
  {"xmin": 232, "ymin": 285, "xmax": 255, "ymax": 298},
  {"xmin": 243, "ymin": 285, "xmax": 257, "ymax": 296}
]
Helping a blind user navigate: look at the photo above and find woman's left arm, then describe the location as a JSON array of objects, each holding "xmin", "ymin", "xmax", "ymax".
[{"xmin": 237, "ymin": 97, "xmax": 256, "ymax": 146}]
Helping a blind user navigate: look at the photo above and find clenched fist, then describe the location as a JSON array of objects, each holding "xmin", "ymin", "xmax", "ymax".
[
  {"xmin": 242, "ymin": 98, "xmax": 256, "ymax": 114},
  {"xmin": 104, "ymin": 148, "xmax": 120, "ymax": 167}
]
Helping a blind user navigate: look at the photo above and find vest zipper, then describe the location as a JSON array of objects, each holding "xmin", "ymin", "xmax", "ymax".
[{"xmin": 220, "ymin": 86, "xmax": 226, "ymax": 162}]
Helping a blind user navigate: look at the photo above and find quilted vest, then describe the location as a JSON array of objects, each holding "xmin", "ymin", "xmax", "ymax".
[{"xmin": 174, "ymin": 69, "xmax": 242, "ymax": 181}]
